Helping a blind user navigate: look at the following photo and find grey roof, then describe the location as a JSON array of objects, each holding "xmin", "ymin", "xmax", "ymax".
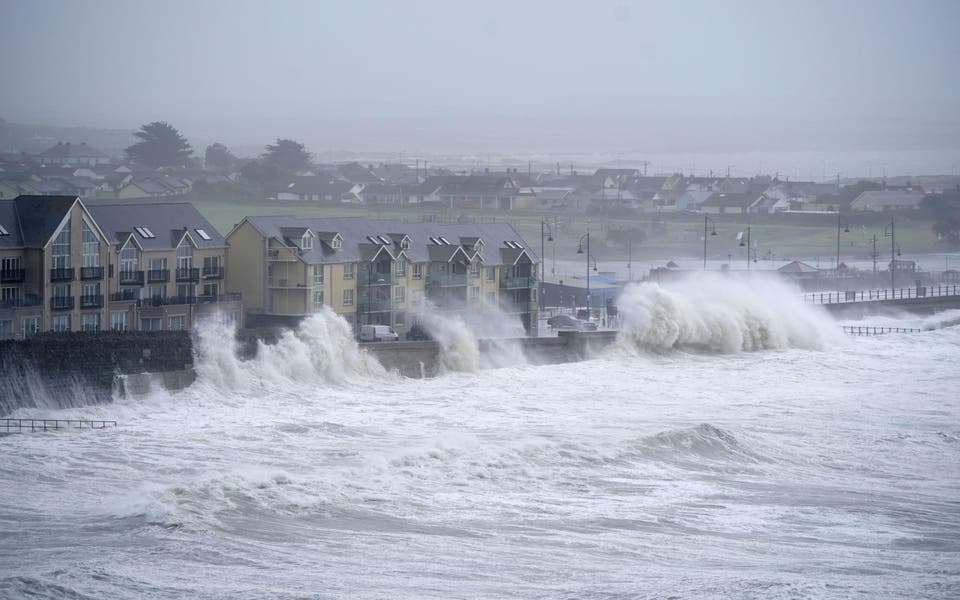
[
  {"xmin": 0, "ymin": 195, "xmax": 79, "ymax": 248},
  {"xmin": 38, "ymin": 142, "xmax": 110, "ymax": 160},
  {"xmin": 85, "ymin": 200, "xmax": 226, "ymax": 250},
  {"xmin": 850, "ymin": 190, "xmax": 925, "ymax": 209},
  {"xmin": 778, "ymin": 260, "xmax": 820, "ymax": 273},
  {"xmin": 701, "ymin": 192, "xmax": 758, "ymax": 208},
  {"xmin": 235, "ymin": 216, "xmax": 537, "ymax": 267}
]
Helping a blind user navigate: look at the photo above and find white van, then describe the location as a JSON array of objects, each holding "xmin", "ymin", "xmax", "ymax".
[{"xmin": 359, "ymin": 324, "xmax": 399, "ymax": 342}]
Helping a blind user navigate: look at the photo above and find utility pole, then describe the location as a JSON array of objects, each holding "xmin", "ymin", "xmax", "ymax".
[{"xmin": 872, "ymin": 234, "xmax": 878, "ymax": 275}]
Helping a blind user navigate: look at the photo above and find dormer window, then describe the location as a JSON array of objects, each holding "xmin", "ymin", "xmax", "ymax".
[
  {"xmin": 331, "ymin": 236, "xmax": 342, "ymax": 249},
  {"xmin": 401, "ymin": 238, "xmax": 410, "ymax": 250},
  {"xmin": 301, "ymin": 232, "xmax": 313, "ymax": 250}
]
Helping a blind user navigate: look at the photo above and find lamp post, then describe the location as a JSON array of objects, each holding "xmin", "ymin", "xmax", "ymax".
[
  {"xmin": 739, "ymin": 226, "xmax": 753, "ymax": 271},
  {"xmin": 836, "ymin": 214, "xmax": 850, "ymax": 292},
  {"xmin": 540, "ymin": 219, "xmax": 553, "ymax": 309},
  {"xmin": 884, "ymin": 220, "xmax": 898, "ymax": 294},
  {"xmin": 703, "ymin": 215, "xmax": 717, "ymax": 270},
  {"xmin": 577, "ymin": 231, "xmax": 591, "ymax": 314}
]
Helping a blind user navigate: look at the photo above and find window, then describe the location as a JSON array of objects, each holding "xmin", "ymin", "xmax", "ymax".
[
  {"xmin": 120, "ymin": 241, "xmax": 140, "ymax": 272},
  {"xmin": 52, "ymin": 220, "xmax": 71, "ymax": 269},
  {"xmin": 203, "ymin": 282, "xmax": 219, "ymax": 298},
  {"xmin": 53, "ymin": 283, "xmax": 70, "ymax": 299},
  {"xmin": 82, "ymin": 220, "xmax": 100, "ymax": 267},
  {"xmin": 486, "ymin": 267, "xmax": 496, "ymax": 281},
  {"xmin": 2, "ymin": 256, "xmax": 21, "ymax": 273},
  {"xmin": 394, "ymin": 311, "xmax": 406, "ymax": 326},
  {"xmin": 314, "ymin": 265, "xmax": 324, "ymax": 285},
  {"xmin": 149, "ymin": 257, "xmax": 167, "ymax": 270},
  {"xmin": 331, "ymin": 236, "xmax": 342, "ymax": 249},
  {"xmin": 401, "ymin": 238, "xmax": 410, "ymax": 250},
  {"xmin": 141, "ymin": 317, "xmax": 162, "ymax": 331},
  {"xmin": 195, "ymin": 228, "xmax": 212, "ymax": 241},
  {"xmin": 52, "ymin": 315, "xmax": 70, "ymax": 333},
  {"xmin": 343, "ymin": 289, "xmax": 354, "ymax": 306},
  {"xmin": 177, "ymin": 240, "xmax": 193, "ymax": 269},
  {"xmin": 343, "ymin": 263, "xmax": 353, "ymax": 279},
  {"xmin": 1, "ymin": 287, "xmax": 19, "ymax": 304},
  {"xmin": 395, "ymin": 257, "xmax": 406, "ymax": 277},
  {"xmin": 470, "ymin": 261, "xmax": 479, "ymax": 275},
  {"xmin": 110, "ymin": 311, "xmax": 128, "ymax": 332},
  {"xmin": 149, "ymin": 284, "xmax": 165, "ymax": 301},
  {"xmin": 314, "ymin": 290, "xmax": 324, "ymax": 311},
  {"xmin": 0, "ymin": 319, "xmax": 13, "ymax": 337},
  {"xmin": 395, "ymin": 286, "xmax": 405, "ymax": 304},
  {"xmin": 470, "ymin": 286, "xmax": 480, "ymax": 301},
  {"xmin": 120, "ymin": 287, "xmax": 141, "ymax": 301},
  {"xmin": 81, "ymin": 313, "xmax": 100, "ymax": 332},
  {"xmin": 301, "ymin": 232, "xmax": 313, "ymax": 250},
  {"xmin": 22, "ymin": 316, "xmax": 40, "ymax": 338},
  {"xmin": 412, "ymin": 263, "xmax": 423, "ymax": 279},
  {"xmin": 177, "ymin": 284, "xmax": 195, "ymax": 300},
  {"xmin": 168, "ymin": 315, "xmax": 186, "ymax": 331},
  {"xmin": 486, "ymin": 291, "xmax": 496, "ymax": 304}
]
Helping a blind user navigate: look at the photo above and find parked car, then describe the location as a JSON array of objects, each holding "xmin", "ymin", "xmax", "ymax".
[
  {"xmin": 405, "ymin": 322, "xmax": 432, "ymax": 341},
  {"xmin": 359, "ymin": 324, "xmax": 399, "ymax": 342},
  {"xmin": 546, "ymin": 315, "xmax": 598, "ymax": 331}
]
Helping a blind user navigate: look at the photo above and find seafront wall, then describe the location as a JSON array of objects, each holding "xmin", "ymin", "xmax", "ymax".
[{"xmin": 0, "ymin": 331, "xmax": 194, "ymax": 415}]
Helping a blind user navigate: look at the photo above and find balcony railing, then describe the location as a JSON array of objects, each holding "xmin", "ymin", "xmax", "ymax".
[
  {"xmin": 147, "ymin": 295, "xmax": 197, "ymax": 307},
  {"xmin": 80, "ymin": 294, "xmax": 103, "ymax": 309},
  {"xmin": 0, "ymin": 297, "xmax": 41, "ymax": 309},
  {"xmin": 176, "ymin": 267, "xmax": 200, "ymax": 282},
  {"xmin": 119, "ymin": 270, "xmax": 145, "ymax": 286},
  {"xmin": 110, "ymin": 290, "xmax": 140, "ymax": 302},
  {"xmin": 80, "ymin": 266, "xmax": 104, "ymax": 280},
  {"xmin": 50, "ymin": 296, "xmax": 75, "ymax": 311},
  {"xmin": 202, "ymin": 266, "xmax": 224, "ymax": 279},
  {"xmin": 426, "ymin": 272, "xmax": 467, "ymax": 287},
  {"xmin": 358, "ymin": 298, "xmax": 393, "ymax": 313},
  {"xmin": 50, "ymin": 268, "xmax": 75, "ymax": 282},
  {"xmin": 197, "ymin": 292, "xmax": 242, "ymax": 304},
  {"xmin": 500, "ymin": 299, "xmax": 538, "ymax": 313},
  {"xmin": 358, "ymin": 271, "xmax": 394, "ymax": 286},
  {"xmin": 500, "ymin": 274, "xmax": 536, "ymax": 289},
  {"xmin": 0, "ymin": 269, "xmax": 25, "ymax": 283},
  {"xmin": 147, "ymin": 269, "xmax": 170, "ymax": 283}
]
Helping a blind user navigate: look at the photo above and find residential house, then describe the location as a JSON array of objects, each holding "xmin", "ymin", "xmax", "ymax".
[
  {"xmin": 434, "ymin": 176, "xmax": 534, "ymax": 210},
  {"xmin": 699, "ymin": 191, "xmax": 759, "ymax": 215},
  {"xmin": 275, "ymin": 176, "xmax": 357, "ymax": 202},
  {"xmin": 850, "ymin": 190, "xmax": 925, "ymax": 212},
  {"xmin": 225, "ymin": 218, "xmax": 540, "ymax": 335},
  {"xmin": 36, "ymin": 142, "xmax": 112, "ymax": 166},
  {"xmin": 84, "ymin": 199, "xmax": 241, "ymax": 332}
]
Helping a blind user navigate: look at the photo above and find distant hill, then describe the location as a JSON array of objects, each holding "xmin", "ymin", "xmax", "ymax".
[{"xmin": 0, "ymin": 118, "xmax": 135, "ymax": 157}]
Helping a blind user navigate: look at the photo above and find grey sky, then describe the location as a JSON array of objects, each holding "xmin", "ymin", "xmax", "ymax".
[{"xmin": 2, "ymin": 0, "xmax": 958, "ymax": 155}]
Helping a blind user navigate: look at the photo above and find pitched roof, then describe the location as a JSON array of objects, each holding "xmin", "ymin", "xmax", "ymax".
[
  {"xmin": 701, "ymin": 191, "xmax": 758, "ymax": 208},
  {"xmin": 850, "ymin": 190, "xmax": 925, "ymax": 209},
  {"xmin": 778, "ymin": 260, "xmax": 820, "ymax": 273},
  {"xmin": 84, "ymin": 200, "xmax": 226, "ymax": 250},
  {"xmin": 10, "ymin": 195, "xmax": 77, "ymax": 247},
  {"xmin": 38, "ymin": 142, "xmax": 110, "ymax": 160}
]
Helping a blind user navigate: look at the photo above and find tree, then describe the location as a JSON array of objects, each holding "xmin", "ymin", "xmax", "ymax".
[
  {"xmin": 239, "ymin": 159, "xmax": 283, "ymax": 189},
  {"xmin": 204, "ymin": 142, "xmax": 238, "ymax": 171},
  {"xmin": 263, "ymin": 138, "xmax": 312, "ymax": 172},
  {"xmin": 125, "ymin": 121, "xmax": 192, "ymax": 168}
]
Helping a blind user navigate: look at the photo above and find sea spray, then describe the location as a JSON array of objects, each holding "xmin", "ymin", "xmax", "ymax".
[
  {"xmin": 416, "ymin": 309, "xmax": 480, "ymax": 372},
  {"xmin": 615, "ymin": 274, "xmax": 837, "ymax": 353},
  {"xmin": 412, "ymin": 299, "xmax": 529, "ymax": 371},
  {"xmin": 192, "ymin": 307, "xmax": 385, "ymax": 390}
]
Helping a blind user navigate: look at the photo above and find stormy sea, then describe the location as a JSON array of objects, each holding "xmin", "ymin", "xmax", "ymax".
[{"xmin": 1, "ymin": 278, "xmax": 958, "ymax": 599}]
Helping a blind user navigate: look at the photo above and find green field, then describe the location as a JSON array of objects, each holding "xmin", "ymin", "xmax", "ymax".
[{"xmin": 193, "ymin": 198, "xmax": 947, "ymax": 271}]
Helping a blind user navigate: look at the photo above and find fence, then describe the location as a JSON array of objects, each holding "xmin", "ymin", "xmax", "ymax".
[
  {"xmin": 1, "ymin": 419, "xmax": 117, "ymax": 433},
  {"xmin": 804, "ymin": 284, "xmax": 960, "ymax": 305},
  {"xmin": 841, "ymin": 326, "xmax": 923, "ymax": 336}
]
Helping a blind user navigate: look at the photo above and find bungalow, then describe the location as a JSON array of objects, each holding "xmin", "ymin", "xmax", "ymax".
[
  {"xmin": 700, "ymin": 191, "xmax": 757, "ymax": 215},
  {"xmin": 850, "ymin": 190, "xmax": 925, "ymax": 212},
  {"xmin": 36, "ymin": 142, "xmax": 112, "ymax": 166}
]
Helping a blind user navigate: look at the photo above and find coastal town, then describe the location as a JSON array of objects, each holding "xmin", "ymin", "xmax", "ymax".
[{"xmin": 2, "ymin": 125, "xmax": 959, "ymax": 341}]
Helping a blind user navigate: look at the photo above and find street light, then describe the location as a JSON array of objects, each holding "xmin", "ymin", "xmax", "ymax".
[
  {"xmin": 540, "ymin": 219, "xmax": 554, "ymax": 309},
  {"xmin": 577, "ymin": 231, "xmax": 592, "ymax": 313},
  {"xmin": 884, "ymin": 219, "xmax": 898, "ymax": 294},
  {"xmin": 836, "ymin": 214, "xmax": 850, "ymax": 291},
  {"xmin": 703, "ymin": 215, "xmax": 717, "ymax": 270},
  {"xmin": 738, "ymin": 226, "xmax": 755, "ymax": 271}
]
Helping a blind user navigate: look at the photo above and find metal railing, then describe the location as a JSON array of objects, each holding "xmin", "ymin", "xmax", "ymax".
[
  {"xmin": 1, "ymin": 419, "xmax": 117, "ymax": 433},
  {"xmin": 147, "ymin": 269, "xmax": 170, "ymax": 283},
  {"xmin": 842, "ymin": 326, "xmax": 923, "ymax": 336},
  {"xmin": 804, "ymin": 284, "xmax": 960, "ymax": 305},
  {"xmin": 50, "ymin": 267, "xmax": 75, "ymax": 282},
  {"xmin": 50, "ymin": 296, "xmax": 74, "ymax": 310},
  {"xmin": 500, "ymin": 274, "xmax": 536, "ymax": 289},
  {"xmin": 80, "ymin": 294, "xmax": 103, "ymax": 308},
  {"xmin": 176, "ymin": 267, "xmax": 200, "ymax": 282},
  {"xmin": 357, "ymin": 271, "xmax": 394, "ymax": 286},
  {"xmin": 80, "ymin": 266, "xmax": 104, "ymax": 280},
  {"xmin": 426, "ymin": 272, "xmax": 467, "ymax": 286},
  {"xmin": 202, "ymin": 266, "xmax": 224, "ymax": 279},
  {"xmin": 118, "ymin": 270, "xmax": 145, "ymax": 286},
  {"xmin": 0, "ymin": 268, "xmax": 26, "ymax": 283}
]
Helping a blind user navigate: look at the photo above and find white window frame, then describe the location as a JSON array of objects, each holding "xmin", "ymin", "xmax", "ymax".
[
  {"xmin": 395, "ymin": 286, "xmax": 405, "ymax": 304},
  {"xmin": 343, "ymin": 288, "xmax": 354, "ymax": 306},
  {"xmin": 343, "ymin": 263, "xmax": 354, "ymax": 280}
]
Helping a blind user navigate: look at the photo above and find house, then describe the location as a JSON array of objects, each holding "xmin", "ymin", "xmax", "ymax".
[
  {"xmin": 225, "ymin": 218, "xmax": 540, "ymax": 335},
  {"xmin": 777, "ymin": 260, "xmax": 822, "ymax": 281},
  {"xmin": 699, "ymin": 191, "xmax": 758, "ymax": 215},
  {"xmin": 275, "ymin": 176, "xmax": 357, "ymax": 202},
  {"xmin": 85, "ymin": 199, "xmax": 240, "ymax": 331},
  {"xmin": 0, "ymin": 195, "xmax": 239, "ymax": 340},
  {"xmin": 36, "ymin": 142, "xmax": 112, "ymax": 166},
  {"xmin": 748, "ymin": 194, "xmax": 790, "ymax": 214},
  {"xmin": 434, "ymin": 176, "xmax": 531, "ymax": 210},
  {"xmin": 850, "ymin": 190, "xmax": 925, "ymax": 212}
]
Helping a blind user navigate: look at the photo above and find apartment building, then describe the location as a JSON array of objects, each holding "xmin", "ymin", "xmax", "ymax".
[
  {"xmin": 0, "ymin": 195, "xmax": 239, "ymax": 339},
  {"xmin": 225, "ymin": 217, "xmax": 539, "ymax": 335}
]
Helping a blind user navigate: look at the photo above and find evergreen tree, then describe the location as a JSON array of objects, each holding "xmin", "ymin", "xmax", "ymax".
[
  {"xmin": 204, "ymin": 142, "xmax": 238, "ymax": 170},
  {"xmin": 263, "ymin": 138, "xmax": 312, "ymax": 172},
  {"xmin": 125, "ymin": 121, "xmax": 192, "ymax": 167}
]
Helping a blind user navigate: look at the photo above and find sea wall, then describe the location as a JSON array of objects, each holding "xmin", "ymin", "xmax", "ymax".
[{"xmin": 0, "ymin": 331, "xmax": 194, "ymax": 415}]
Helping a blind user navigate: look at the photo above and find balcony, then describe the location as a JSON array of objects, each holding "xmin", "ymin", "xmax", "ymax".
[
  {"xmin": 357, "ymin": 298, "xmax": 393, "ymax": 313},
  {"xmin": 500, "ymin": 274, "xmax": 536, "ymax": 289},
  {"xmin": 50, "ymin": 267, "xmax": 75, "ymax": 282},
  {"xmin": 119, "ymin": 270, "xmax": 145, "ymax": 286},
  {"xmin": 202, "ymin": 266, "xmax": 224, "ymax": 280},
  {"xmin": 110, "ymin": 290, "xmax": 140, "ymax": 302},
  {"xmin": 176, "ymin": 267, "xmax": 200, "ymax": 283},
  {"xmin": 80, "ymin": 294, "xmax": 104, "ymax": 309},
  {"xmin": 500, "ymin": 298, "xmax": 538, "ymax": 313},
  {"xmin": 0, "ymin": 296, "xmax": 41, "ymax": 309},
  {"xmin": 426, "ymin": 272, "xmax": 467, "ymax": 287},
  {"xmin": 147, "ymin": 269, "xmax": 170, "ymax": 283},
  {"xmin": 357, "ymin": 271, "xmax": 394, "ymax": 287},
  {"xmin": 80, "ymin": 266, "xmax": 104, "ymax": 280},
  {"xmin": 148, "ymin": 295, "xmax": 197, "ymax": 307},
  {"xmin": 50, "ymin": 296, "xmax": 75, "ymax": 311},
  {"xmin": 197, "ymin": 292, "xmax": 242, "ymax": 304},
  {"xmin": 1, "ymin": 269, "xmax": 25, "ymax": 283}
]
